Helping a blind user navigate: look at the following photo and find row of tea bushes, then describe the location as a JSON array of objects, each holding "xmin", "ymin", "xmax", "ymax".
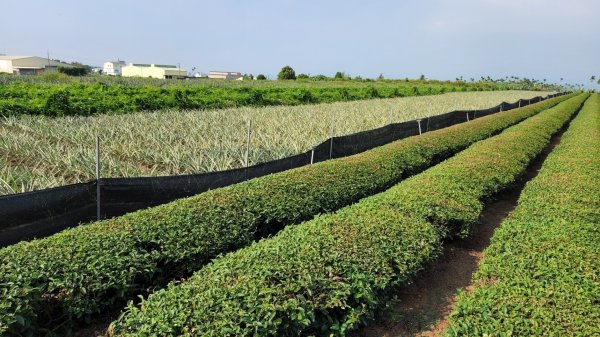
[
  {"xmin": 0, "ymin": 95, "xmax": 573, "ymax": 336},
  {"xmin": 107, "ymin": 96, "xmax": 588, "ymax": 336},
  {"xmin": 446, "ymin": 94, "xmax": 599, "ymax": 336}
]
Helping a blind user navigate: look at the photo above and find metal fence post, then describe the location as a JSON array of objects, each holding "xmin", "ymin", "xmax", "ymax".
[
  {"xmin": 518, "ymin": 100, "xmax": 521, "ymax": 108},
  {"xmin": 466, "ymin": 112, "xmax": 470, "ymax": 122},
  {"xmin": 245, "ymin": 120, "xmax": 251, "ymax": 168},
  {"xmin": 329, "ymin": 113, "xmax": 336, "ymax": 159},
  {"xmin": 95, "ymin": 136, "xmax": 101, "ymax": 221},
  {"xmin": 310, "ymin": 146, "xmax": 315, "ymax": 164},
  {"xmin": 417, "ymin": 119, "xmax": 422, "ymax": 135}
]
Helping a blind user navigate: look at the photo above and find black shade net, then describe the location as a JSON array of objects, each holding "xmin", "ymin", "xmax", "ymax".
[{"xmin": 0, "ymin": 93, "xmax": 567, "ymax": 247}]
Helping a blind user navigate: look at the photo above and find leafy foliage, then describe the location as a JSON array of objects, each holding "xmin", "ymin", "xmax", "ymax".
[
  {"xmin": 0, "ymin": 96, "xmax": 574, "ymax": 336},
  {"xmin": 335, "ymin": 71, "xmax": 347, "ymax": 79},
  {"xmin": 446, "ymin": 94, "xmax": 599, "ymax": 337},
  {"xmin": 277, "ymin": 65, "xmax": 296, "ymax": 80},
  {"xmin": 108, "ymin": 94, "xmax": 588, "ymax": 337},
  {"xmin": 0, "ymin": 79, "xmax": 494, "ymax": 117},
  {"xmin": 57, "ymin": 66, "xmax": 89, "ymax": 76},
  {"xmin": 42, "ymin": 89, "xmax": 71, "ymax": 116},
  {"xmin": 0, "ymin": 72, "xmax": 567, "ymax": 118}
]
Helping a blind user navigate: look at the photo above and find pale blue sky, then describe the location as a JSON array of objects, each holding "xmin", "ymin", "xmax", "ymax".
[{"xmin": 1, "ymin": 0, "xmax": 598, "ymax": 87}]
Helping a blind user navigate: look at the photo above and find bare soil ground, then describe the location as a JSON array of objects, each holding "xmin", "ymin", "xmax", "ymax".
[{"xmin": 70, "ymin": 314, "xmax": 115, "ymax": 337}]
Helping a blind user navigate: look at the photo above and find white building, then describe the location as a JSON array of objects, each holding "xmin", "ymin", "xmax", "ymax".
[
  {"xmin": 0, "ymin": 55, "xmax": 74, "ymax": 75},
  {"xmin": 208, "ymin": 71, "xmax": 243, "ymax": 80},
  {"xmin": 121, "ymin": 63, "xmax": 187, "ymax": 79},
  {"xmin": 103, "ymin": 60, "xmax": 127, "ymax": 76}
]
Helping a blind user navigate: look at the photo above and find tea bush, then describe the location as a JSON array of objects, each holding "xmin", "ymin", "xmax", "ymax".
[
  {"xmin": 0, "ymin": 95, "xmax": 576, "ymax": 336},
  {"xmin": 446, "ymin": 94, "xmax": 599, "ymax": 336}
]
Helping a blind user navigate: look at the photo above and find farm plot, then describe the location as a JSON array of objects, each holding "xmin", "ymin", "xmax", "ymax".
[
  {"xmin": 0, "ymin": 90, "xmax": 549, "ymax": 195},
  {"xmin": 0, "ymin": 74, "xmax": 559, "ymax": 118},
  {"xmin": 0, "ymin": 76, "xmax": 499, "ymax": 117},
  {"xmin": 0, "ymin": 94, "xmax": 571, "ymax": 336},
  {"xmin": 445, "ymin": 94, "xmax": 599, "ymax": 336},
  {"xmin": 104, "ymin": 94, "xmax": 588, "ymax": 336}
]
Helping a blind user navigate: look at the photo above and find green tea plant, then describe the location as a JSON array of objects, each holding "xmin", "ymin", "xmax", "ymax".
[
  {"xmin": 445, "ymin": 94, "xmax": 599, "ymax": 336},
  {"xmin": 0, "ymin": 94, "xmax": 573, "ymax": 336},
  {"xmin": 107, "ymin": 94, "xmax": 588, "ymax": 337}
]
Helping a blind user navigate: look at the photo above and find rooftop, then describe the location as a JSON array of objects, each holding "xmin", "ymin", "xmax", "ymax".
[
  {"xmin": 128, "ymin": 63, "xmax": 180, "ymax": 68},
  {"xmin": 0, "ymin": 55, "xmax": 33, "ymax": 60}
]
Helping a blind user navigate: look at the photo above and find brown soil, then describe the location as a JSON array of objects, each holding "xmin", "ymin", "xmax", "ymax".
[
  {"xmin": 349, "ymin": 129, "xmax": 565, "ymax": 337},
  {"xmin": 69, "ymin": 314, "xmax": 114, "ymax": 337}
]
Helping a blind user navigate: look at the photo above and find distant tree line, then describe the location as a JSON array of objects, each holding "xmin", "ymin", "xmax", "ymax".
[{"xmin": 273, "ymin": 66, "xmax": 596, "ymax": 91}]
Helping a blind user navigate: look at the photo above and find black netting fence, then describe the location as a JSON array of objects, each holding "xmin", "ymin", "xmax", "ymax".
[{"xmin": 0, "ymin": 92, "xmax": 568, "ymax": 246}]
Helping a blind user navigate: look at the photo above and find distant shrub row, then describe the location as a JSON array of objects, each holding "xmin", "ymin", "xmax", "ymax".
[
  {"xmin": 446, "ymin": 94, "xmax": 599, "ymax": 336},
  {"xmin": 107, "ymin": 94, "xmax": 588, "ymax": 337},
  {"xmin": 0, "ymin": 95, "xmax": 572, "ymax": 336},
  {"xmin": 0, "ymin": 81, "xmax": 490, "ymax": 117}
]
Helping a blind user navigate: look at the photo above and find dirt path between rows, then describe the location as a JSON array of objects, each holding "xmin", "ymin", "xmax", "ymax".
[{"xmin": 349, "ymin": 128, "xmax": 565, "ymax": 337}]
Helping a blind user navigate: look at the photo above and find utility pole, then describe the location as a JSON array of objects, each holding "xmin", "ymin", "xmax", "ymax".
[{"xmin": 95, "ymin": 136, "xmax": 101, "ymax": 221}]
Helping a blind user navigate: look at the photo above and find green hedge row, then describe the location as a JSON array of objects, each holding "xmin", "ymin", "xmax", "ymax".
[
  {"xmin": 445, "ymin": 94, "xmax": 599, "ymax": 336},
  {"xmin": 107, "ymin": 94, "xmax": 588, "ymax": 337},
  {"xmin": 0, "ymin": 95, "xmax": 571, "ymax": 336},
  {"xmin": 0, "ymin": 81, "xmax": 482, "ymax": 117}
]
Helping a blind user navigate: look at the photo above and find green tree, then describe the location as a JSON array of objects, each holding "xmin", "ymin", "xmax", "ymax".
[
  {"xmin": 377, "ymin": 73, "xmax": 384, "ymax": 80},
  {"xmin": 419, "ymin": 74, "xmax": 426, "ymax": 81},
  {"xmin": 278, "ymin": 66, "xmax": 296, "ymax": 80},
  {"xmin": 334, "ymin": 71, "xmax": 345, "ymax": 79},
  {"xmin": 311, "ymin": 74, "xmax": 329, "ymax": 81},
  {"xmin": 58, "ymin": 66, "xmax": 88, "ymax": 76},
  {"xmin": 256, "ymin": 74, "xmax": 267, "ymax": 80},
  {"xmin": 297, "ymin": 73, "xmax": 309, "ymax": 79}
]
